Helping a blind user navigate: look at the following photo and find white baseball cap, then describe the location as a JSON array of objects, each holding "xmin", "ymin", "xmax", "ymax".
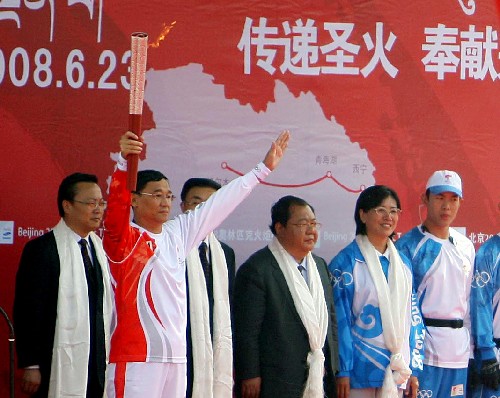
[{"xmin": 425, "ymin": 170, "xmax": 463, "ymax": 198}]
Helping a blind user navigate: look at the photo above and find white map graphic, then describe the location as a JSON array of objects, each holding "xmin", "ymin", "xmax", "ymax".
[{"xmin": 136, "ymin": 63, "xmax": 375, "ymax": 264}]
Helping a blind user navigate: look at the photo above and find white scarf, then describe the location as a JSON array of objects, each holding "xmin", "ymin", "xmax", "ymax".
[
  {"xmin": 355, "ymin": 235, "xmax": 411, "ymax": 398},
  {"xmin": 186, "ymin": 232, "xmax": 233, "ymax": 398},
  {"xmin": 49, "ymin": 219, "xmax": 113, "ymax": 397},
  {"xmin": 268, "ymin": 237, "xmax": 328, "ymax": 398}
]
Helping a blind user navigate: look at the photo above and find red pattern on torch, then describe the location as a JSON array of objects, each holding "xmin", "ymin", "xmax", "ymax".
[{"xmin": 127, "ymin": 32, "xmax": 148, "ymax": 191}]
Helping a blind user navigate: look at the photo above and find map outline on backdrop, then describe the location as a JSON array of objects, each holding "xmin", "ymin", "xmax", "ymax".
[{"xmin": 133, "ymin": 63, "xmax": 375, "ymax": 264}]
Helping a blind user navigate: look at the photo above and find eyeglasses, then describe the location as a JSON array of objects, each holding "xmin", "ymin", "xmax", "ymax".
[
  {"xmin": 290, "ymin": 221, "xmax": 322, "ymax": 230},
  {"xmin": 135, "ymin": 192, "xmax": 176, "ymax": 202},
  {"xmin": 371, "ymin": 207, "xmax": 402, "ymax": 218},
  {"xmin": 73, "ymin": 199, "xmax": 107, "ymax": 210}
]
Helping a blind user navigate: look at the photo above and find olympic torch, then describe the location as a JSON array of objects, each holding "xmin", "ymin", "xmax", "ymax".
[{"xmin": 127, "ymin": 32, "xmax": 148, "ymax": 191}]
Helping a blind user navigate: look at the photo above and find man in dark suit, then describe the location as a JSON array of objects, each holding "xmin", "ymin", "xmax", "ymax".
[
  {"xmin": 233, "ymin": 195, "xmax": 338, "ymax": 398},
  {"xmin": 180, "ymin": 178, "xmax": 236, "ymax": 398},
  {"xmin": 13, "ymin": 173, "xmax": 112, "ymax": 398}
]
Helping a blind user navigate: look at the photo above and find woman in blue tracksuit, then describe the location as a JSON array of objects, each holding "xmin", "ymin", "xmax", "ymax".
[{"xmin": 329, "ymin": 185, "xmax": 424, "ymax": 398}]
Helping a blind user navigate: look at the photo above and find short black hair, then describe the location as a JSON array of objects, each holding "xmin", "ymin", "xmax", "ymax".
[
  {"xmin": 269, "ymin": 195, "xmax": 314, "ymax": 235},
  {"xmin": 57, "ymin": 173, "xmax": 98, "ymax": 217},
  {"xmin": 136, "ymin": 170, "xmax": 169, "ymax": 192},
  {"xmin": 354, "ymin": 185, "xmax": 401, "ymax": 236},
  {"xmin": 180, "ymin": 178, "xmax": 222, "ymax": 202}
]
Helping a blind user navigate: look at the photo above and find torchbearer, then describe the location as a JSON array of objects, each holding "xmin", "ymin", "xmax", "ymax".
[{"xmin": 103, "ymin": 130, "xmax": 290, "ymax": 398}]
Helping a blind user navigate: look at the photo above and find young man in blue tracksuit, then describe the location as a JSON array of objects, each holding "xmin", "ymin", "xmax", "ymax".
[{"xmin": 396, "ymin": 170, "xmax": 475, "ymax": 398}]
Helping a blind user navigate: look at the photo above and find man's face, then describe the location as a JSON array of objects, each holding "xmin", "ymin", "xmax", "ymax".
[
  {"xmin": 423, "ymin": 191, "xmax": 462, "ymax": 229},
  {"xmin": 63, "ymin": 182, "xmax": 104, "ymax": 236},
  {"xmin": 132, "ymin": 179, "xmax": 173, "ymax": 229},
  {"xmin": 180, "ymin": 186, "xmax": 217, "ymax": 212},
  {"xmin": 275, "ymin": 204, "xmax": 318, "ymax": 262}
]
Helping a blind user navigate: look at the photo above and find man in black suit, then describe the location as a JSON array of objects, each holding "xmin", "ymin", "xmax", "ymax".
[
  {"xmin": 233, "ymin": 195, "xmax": 338, "ymax": 398},
  {"xmin": 180, "ymin": 178, "xmax": 236, "ymax": 398},
  {"xmin": 13, "ymin": 173, "xmax": 112, "ymax": 398}
]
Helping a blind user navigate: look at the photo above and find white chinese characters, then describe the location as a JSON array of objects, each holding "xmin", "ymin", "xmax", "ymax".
[{"xmin": 238, "ymin": 17, "xmax": 399, "ymax": 78}]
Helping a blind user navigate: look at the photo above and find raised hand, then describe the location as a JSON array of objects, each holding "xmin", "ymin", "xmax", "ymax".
[{"xmin": 262, "ymin": 130, "xmax": 290, "ymax": 171}]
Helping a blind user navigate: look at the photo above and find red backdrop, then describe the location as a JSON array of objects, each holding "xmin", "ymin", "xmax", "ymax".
[{"xmin": 1, "ymin": 1, "xmax": 499, "ymax": 395}]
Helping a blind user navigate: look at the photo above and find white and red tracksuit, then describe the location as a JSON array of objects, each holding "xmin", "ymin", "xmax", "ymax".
[{"xmin": 103, "ymin": 157, "xmax": 269, "ymax": 397}]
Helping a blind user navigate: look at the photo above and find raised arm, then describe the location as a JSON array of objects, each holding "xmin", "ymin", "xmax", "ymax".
[
  {"xmin": 102, "ymin": 131, "xmax": 143, "ymax": 261},
  {"xmin": 175, "ymin": 130, "xmax": 291, "ymax": 254}
]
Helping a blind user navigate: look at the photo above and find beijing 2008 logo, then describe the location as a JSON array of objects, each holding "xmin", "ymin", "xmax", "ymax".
[{"xmin": 0, "ymin": 221, "xmax": 14, "ymax": 245}]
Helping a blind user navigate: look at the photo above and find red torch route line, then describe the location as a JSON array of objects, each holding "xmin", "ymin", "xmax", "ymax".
[{"xmin": 222, "ymin": 163, "xmax": 365, "ymax": 194}]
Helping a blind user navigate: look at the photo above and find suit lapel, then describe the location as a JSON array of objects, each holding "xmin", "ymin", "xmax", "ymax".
[{"xmin": 267, "ymin": 249, "xmax": 308, "ymax": 329}]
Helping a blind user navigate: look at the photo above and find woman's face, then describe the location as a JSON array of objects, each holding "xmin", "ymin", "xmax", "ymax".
[{"xmin": 359, "ymin": 196, "xmax": 400, "ymax": 240}]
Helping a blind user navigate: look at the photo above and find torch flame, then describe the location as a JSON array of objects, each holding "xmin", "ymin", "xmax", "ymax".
[{"xmin": 149, "ymin": 21, "xmax": 176, "ymax": 48}]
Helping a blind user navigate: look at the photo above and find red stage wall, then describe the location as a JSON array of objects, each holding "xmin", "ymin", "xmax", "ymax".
[{"xmin": 1, "ymin": 1, "xmax": 499, "ymax": 395}]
